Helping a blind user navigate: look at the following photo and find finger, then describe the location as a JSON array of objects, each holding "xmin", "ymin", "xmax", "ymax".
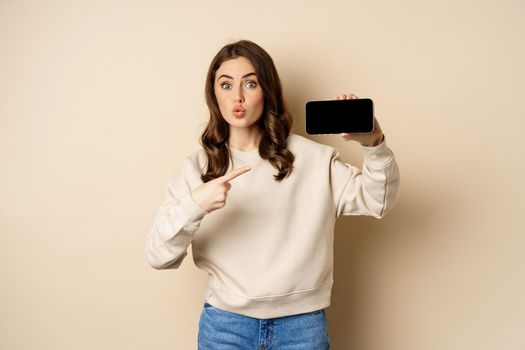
[
  {"xmin": 372, "ymin": 117, "xmax": 382, "ymax": 133},
  {"xmin": 220, "ymin": 165, "xmax": 252, "ymax": 183},
  {"xmin": 342, "ymin": 133, "xmax": 357, "ymax": 141}
]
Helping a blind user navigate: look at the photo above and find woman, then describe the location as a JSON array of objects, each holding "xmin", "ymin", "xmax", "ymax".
[{"xmin": 146, "ymin": 39, "xmax": 400, "ymax": 349}]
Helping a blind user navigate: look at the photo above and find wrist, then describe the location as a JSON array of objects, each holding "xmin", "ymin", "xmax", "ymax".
[{"xmin": 363, "ymin": 133, "xmax": 384, "ymax": 147}]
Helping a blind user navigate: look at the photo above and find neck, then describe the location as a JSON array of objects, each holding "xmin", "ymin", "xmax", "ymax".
[{"xmin": 228, "ymin": 127, "xmax": 262, "ymax": 151}]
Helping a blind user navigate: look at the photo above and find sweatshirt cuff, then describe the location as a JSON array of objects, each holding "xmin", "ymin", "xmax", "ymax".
[
  {"xmin": 361, "ymin": 135, "xmax": 394, "ymax": 170},
  {"xmin": 175, "ymin": 192, "xmax": 209, "ymax": 224}
]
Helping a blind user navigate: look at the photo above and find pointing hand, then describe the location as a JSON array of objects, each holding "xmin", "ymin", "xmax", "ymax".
[{"xmin": 190, "ymin": 166, "xmax": 252, "ymax": 213}]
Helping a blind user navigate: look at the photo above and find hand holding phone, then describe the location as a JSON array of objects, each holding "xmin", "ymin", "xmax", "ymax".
[{"xmin": 306, "ymin": 93, "xmax": 384, "ymax": 147}]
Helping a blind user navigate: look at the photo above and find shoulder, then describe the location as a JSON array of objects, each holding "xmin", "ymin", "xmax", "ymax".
[
  {"xmin": 287, "ymin": 133, "xmax": 336, "ymax": 158},
  {"xmin": 184, "ymin": 147, "xmax": 208, "ymax": 175},
  {"xmin": 165, "ymin": 147, "xmax": 207, "ymax": 196}
]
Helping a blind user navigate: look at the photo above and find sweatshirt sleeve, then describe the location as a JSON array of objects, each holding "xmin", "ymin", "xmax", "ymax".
[
  {"xmin": 330, "ymin": 137, "xmax": 400, "ymax": 219},
  {"xmin": 145, "ymin": 159, "xmax": 209, "ymax": 270}
]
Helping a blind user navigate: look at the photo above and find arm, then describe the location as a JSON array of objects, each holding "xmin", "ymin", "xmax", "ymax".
[
  {"xmin": 331, "ymin": 137, "xmax": 400, "ymax": 219},
  {"xmin": 146, "ymin": 159, "xmax": 252, "ymax": 269},
  {"xmin": 330, "ymin": 92, "xmax": 400, "ymax": 218},
  {"xmin": 145, "ymin": 175, "xmax": 208, "ymax": 270}
]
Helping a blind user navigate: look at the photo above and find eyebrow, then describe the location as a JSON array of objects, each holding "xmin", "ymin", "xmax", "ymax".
[{"xmin": 217, "ymin": 72, "xmax": 257, "ymax": 81}]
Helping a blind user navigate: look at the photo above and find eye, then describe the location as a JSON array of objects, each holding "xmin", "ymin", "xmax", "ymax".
[{"xmin": 219, "ymin": 81, "xmax": 257, "ymax": 89}]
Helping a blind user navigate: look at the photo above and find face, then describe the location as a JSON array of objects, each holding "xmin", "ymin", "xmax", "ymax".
[{"xmin": 214, "ymin": 57, "xmax": 264, "ymax": 132}]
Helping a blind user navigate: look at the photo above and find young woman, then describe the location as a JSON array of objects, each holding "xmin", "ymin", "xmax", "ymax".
[{"xmin": 146, "ymin": 39, "xmax": 400, "ymax": 349}]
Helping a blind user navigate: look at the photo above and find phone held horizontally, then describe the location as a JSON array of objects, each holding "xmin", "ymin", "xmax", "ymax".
[{"xmin": 305, "ymin": 98, "xmax": 374, "ymax": 135}]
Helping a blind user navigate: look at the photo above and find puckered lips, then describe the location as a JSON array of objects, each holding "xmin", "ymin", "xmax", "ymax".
[{"xmin": 232, "ymin": 105, "xmax": 246, "ymax": 117}]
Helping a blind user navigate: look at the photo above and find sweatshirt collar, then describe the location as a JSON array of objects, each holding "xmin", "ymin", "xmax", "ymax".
[{"xmin": 229, "ymin": 146, "xmax": 260, "ymax": 159}]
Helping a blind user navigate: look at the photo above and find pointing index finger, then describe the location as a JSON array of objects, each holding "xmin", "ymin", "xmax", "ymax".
[{"xmin": 220, "ymin": 166, "xmax": 252, "ymax": 183}]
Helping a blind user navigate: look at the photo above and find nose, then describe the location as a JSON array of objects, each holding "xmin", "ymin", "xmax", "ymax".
[{"xmin": 234, "ymin": 84, "xmax": 245, "ymax": 103}]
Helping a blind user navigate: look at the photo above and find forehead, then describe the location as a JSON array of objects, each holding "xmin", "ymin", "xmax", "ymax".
[{"xmin": 216, "ymin": 57, "xmax": 255, "ymax": 77}]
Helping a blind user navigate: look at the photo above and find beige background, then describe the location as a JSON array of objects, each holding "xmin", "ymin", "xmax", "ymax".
[{"xmin": 1, "ymin": 0, "xmax": 524, "ymax": 349}]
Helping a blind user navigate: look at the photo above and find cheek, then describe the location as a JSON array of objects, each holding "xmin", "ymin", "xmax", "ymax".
[
  {"xmin": 214, "ymin": 89, "xmax": 223, "ymax": 103},
  {"xmin": 254, "ymin": 91, "xmax": 264, "ymax": 108},
  {"xmin": 215, "ymin": 91, "xmax": 227, "ymax": 110}
]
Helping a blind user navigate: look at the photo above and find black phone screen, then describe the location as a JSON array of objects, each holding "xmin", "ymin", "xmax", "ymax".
[{"xmin": 305, "ymin": 98, "xmax": 374, "ymax": 134}]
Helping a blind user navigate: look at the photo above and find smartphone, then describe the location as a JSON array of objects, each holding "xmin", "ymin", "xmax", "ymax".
[{"xmin": 305, "ymin": 98, "xmax": 374, "ymax": 134}]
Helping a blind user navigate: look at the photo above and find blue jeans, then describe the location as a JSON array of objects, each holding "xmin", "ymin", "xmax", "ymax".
[{"xmin": 198, "ymin": 302, "xmax": 330, "ymax": 349}]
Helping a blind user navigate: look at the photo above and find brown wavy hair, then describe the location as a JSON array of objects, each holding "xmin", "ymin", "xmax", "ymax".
[{"xmin": 199, "ymin": 39, "xmax": 295, "ymax": 183}]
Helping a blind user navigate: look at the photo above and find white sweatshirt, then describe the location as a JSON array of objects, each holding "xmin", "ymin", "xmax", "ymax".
[{"xmin": 145, "ymin": 133, "xmax": 400, "ymax": 319}]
